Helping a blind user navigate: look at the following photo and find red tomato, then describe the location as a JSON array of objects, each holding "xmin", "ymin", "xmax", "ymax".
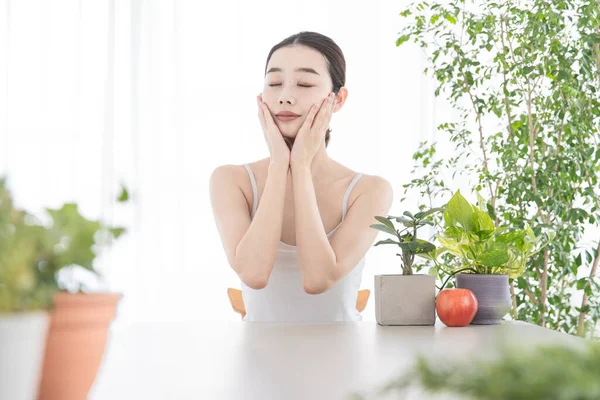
[{"xmin": 436, "ymin": 288, "xmax": 478, "ymax": 327}]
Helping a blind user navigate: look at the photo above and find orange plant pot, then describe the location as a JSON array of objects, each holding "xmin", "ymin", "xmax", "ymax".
[{"xmin": 38, "ymin": 292, "xmax": 122, "ymax": 400}]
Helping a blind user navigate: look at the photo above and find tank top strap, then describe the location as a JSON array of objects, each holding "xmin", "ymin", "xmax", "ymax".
[
  {"xmin": 342, "ymin": 173, "xmax": 364, "ymax": 221},
  {"xmin": 243, "ymin": 164, "xmax": 258, "ymax": 218}
]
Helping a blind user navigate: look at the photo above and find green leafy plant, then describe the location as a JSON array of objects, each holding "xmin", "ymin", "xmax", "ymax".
[
  {"xmin": 433, "ymin": 191, "xmax": 553, "ymax": 291},
  {"xmin": 361, "ymin": 341, "xmax": 600, "ymax": 400},
  {"xmin": 0, "ymin": 177, "xmax": 129, "ymax": 312},
  {"xmin": 370, "ymin": 208, "xmax": 444, "ymax": 275},
  {"xmin": 397, "ymin": 0, "xmax": 600, "ymax": 337}
]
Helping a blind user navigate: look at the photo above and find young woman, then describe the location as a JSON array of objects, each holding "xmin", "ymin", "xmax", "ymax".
[{"xmin": 209, "ymin": 31, "xmax": 393, "ymax": 322}]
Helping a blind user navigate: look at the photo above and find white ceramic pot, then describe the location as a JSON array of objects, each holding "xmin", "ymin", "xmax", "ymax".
[{"xmin": 0, "ymin": 311, "xmax": 50, "ymax": 400}]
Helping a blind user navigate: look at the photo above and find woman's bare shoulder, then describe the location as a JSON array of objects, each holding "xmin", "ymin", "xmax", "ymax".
[
  {"xmin": 334, "ymin": 162, "xmax": 390, "ymax": 190},
  {"xmin": 344, "ymin": 169, "xmax": 393, "ymax": 210},
  {"xmin": 210, "ymin": 159, "xmax": 270, "ymax": 213},
  {"xmin": 211, "ymin": 158, "xmax": 269, "ymax": 184}
]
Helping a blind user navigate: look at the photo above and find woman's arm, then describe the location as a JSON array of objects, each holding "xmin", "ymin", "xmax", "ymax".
[
  {"xmin": 292, "ymin": 166, "xmax": 393, "ymax": 294},
  {"xmin": 209, "ymin": 161, "xmax": 288, "ymax": 289}
]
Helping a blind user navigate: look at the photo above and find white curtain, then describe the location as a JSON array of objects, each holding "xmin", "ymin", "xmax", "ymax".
[{"xmin": 0, "ymin": 0, "xmax": 446, "ymax": 324}]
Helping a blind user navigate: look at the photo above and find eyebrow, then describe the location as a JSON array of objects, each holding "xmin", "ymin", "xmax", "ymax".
[{"xmin": 266, "ymin": 67, "xmax": 320, "ymax": 76}]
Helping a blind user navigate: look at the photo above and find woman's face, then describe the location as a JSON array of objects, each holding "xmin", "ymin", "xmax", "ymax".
[{"xmin": 262, "ymin": 45, "xmax": 335, "ymax": 140}]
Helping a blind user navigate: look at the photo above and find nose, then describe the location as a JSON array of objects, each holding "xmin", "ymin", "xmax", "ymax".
[{"xmin": 278, "ymin": 83, "xmax": 295, "ymax": 106}]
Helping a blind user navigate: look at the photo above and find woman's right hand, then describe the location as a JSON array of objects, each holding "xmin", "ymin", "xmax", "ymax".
[{"xmin": 257, "ymin": 94, "xmax": 290, "ymax": 166}]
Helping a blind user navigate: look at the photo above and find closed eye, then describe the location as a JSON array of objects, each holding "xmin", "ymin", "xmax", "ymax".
[{"xmin": 269, "ymin": 84, "xmax": 314, "ymax": 88}]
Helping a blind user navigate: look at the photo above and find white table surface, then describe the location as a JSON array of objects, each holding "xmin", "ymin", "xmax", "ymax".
[{"xmin": 89, "ymin": 319, "xmax": 585, "ymax": 400}]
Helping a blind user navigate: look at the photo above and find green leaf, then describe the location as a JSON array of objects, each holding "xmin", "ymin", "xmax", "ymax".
[
  {"xmin": 414, "ymin": 239, "xmax": 437, "ymax": 254},
  {"xmin": 391, "ymin": 215, "xmax": 415, "ymax": 226},
  {"xmin": 418, "ymin": 247, "xmax": 447, "ymax": 262},
  {"xmin": 444, "ymin": 226, "xmax": 463, "ymax": 239},
  {"xmin": 474, "ymin": 207, "xmax": 495, "ymax": 231},
  {"xmin": 443, "ymin": 209, "xmax": 456, "ymax": 227},
  {"xmin": 370, "ymin": 223, "xmax": 397, "ymax": 237},
  {"xmin": 396, "ymin": 34, "xmax": 411, "ymax": 47},
  {"xmin": 496, "ymin": 231, "xmax": 526, "ymax": 245},
  {"xmin": 586, "ymin": 251, "xmax": 593, "ymax": 264},
  {"xmin": 117, "ymin": 185, "xmax": 129, "ymax": 202},
  {"xmin": 437, "ymin": 236, "xmax": 464, "ymax": 257},
  {"xmin": 522, "ymin": 66, "xmax": 534, "ymax": 75},
  {"xmin": 486, "ymin": 203, "xmax": 496, "ymax": 220},
  {"xmin": 446, "ymin": 190, "xmax": 475, "ymax": 231},
  {"xmin": 428, "ymin": 266, "xmax": 439, "ymax": 278},
  {"xmin": 414, "ymin": 207, "xmax": 445, "ymax": 220},
  {"xmin": 374, "ymin": 238, "xmax": 400, "ymax": 247},
  {"xmin": 476, "ymin": 192, "xmax": 487, "ymax": 211},
  {"xmin": 403, "ymin": 211, "xmax": 414, "ymax": 218},
  {"xmin": 397, "ymin": 240, "xmax": 436, "ymax": 254},
  {"xmin": 109, "ymin": 227, "xmax": 126, "ymax": 239},
  {"xmin": 444, "ymin": 15, "xmax": 456, "ymax": 24},
  {"xmin": 477, "ymin": 242, "xmax": 510, "ymax": 267},
  {"xmin": 374, "ymin": 216, "xmax": 397, "ymax": 232}
]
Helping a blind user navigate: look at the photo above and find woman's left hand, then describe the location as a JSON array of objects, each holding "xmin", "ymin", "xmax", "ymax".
[{"xmin": 290, "ymin": 92, "xmax": 335, "ymax": 168}]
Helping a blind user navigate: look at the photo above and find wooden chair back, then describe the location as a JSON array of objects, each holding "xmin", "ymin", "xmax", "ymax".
[{"xmin": 227, "ymin": 288, "xmax": 371, "ymax": 319}]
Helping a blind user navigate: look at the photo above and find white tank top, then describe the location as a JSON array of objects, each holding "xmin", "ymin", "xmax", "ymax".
[{"xmin": 241, "ymin": 163, "xmax": 366, "ymax": 322}]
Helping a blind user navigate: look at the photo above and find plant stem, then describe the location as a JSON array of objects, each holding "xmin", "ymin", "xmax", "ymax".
[
  {"xmin": 438, "ymin": 267, "xmax": 478, "ymax": 293},
  {"xmin": 556, "ymin": 278, "xmax": 566, "ymax": 329},
  {"xmin": 577, "ymin": 239, "xmax": 600, "ymax": 337},
  {"xmin": 522, "ymin": 287, "xmax": 539, "ymax": 306},
  {"xmin": 539, "ymin": 248, "xmax": 549, "ymax": 327},
  {"xmin": 510, "ymin": 280, "xmax": 517, "ymax": 319},
  {"xmin": 500, "ymin": 15, "xmax": 514, "ymax": 142}
]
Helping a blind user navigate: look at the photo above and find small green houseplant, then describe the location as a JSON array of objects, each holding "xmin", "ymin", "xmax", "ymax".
[
  {"xmin": 0, "ymin": 176, "xmax": 129, "ymax": 400},
  {"xmin": 0, "ymin": 177, "xmax": 128, "ymax": 313},
  {"xmin": 370, "ymin": 209, "xmax": 443, "ymax": 275},
  {"xmin": 370, "ymin": 208, "xmax": 444, "ymax": 326},
  {"xmin": 37, "ymin": 187, "xmax": 129, "ymax": 400},
  {"xmin": 432, "ymin": 190, "xmax": 553, "ymax": 324}
]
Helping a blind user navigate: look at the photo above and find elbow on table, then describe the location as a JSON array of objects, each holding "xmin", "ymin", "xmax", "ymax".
[
  {"xmin": 239, "ymin": 271, "xmax": 270, "ymax": 290},
  {"xmin": 302, "ymin": 264, "xmax": 338, "ymax": 294},
  {"xmin": 303, "ymin": 279, "xmax": 333, "ymax": 295},
  {"xmin": 233, "ymin": 255, "xmax": 272, "ymax": 290},
  {"xmin": 242, "ymin": 276, "xmax": 269, "ymax": 290}
]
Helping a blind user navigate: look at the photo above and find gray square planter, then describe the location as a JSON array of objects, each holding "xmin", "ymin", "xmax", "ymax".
[{"xmin": 375, "ymin": 274, "xmax": 436, "ymax": 326}]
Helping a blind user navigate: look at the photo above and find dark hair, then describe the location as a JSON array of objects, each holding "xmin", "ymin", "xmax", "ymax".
[{"xmin": 264, "ymin": 31, "xmax": 346, "ymax": 149}]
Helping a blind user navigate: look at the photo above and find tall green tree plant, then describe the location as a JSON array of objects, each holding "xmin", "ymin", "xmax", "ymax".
[{"xmin": 397, "ymin": 0, "xmax": 600, "ymax": 337}]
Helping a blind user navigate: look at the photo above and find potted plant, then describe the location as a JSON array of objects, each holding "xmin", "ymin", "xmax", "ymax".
[
  {"xmin": 370, "ymin": 207, "xmax": 443, "ymax": 325},
  {"xmin": 36, "ymin": 187, "xmax": 129, "ymax": 400},
  {"xmin": 432, "ymin": 190, "xmax": 552, "ymax": 324},
  {"xmin": 0, "ymin": 176, "xmax": 129, "ymax": 400},
  {"xmin": 0, "ymin": 178, "xmax": 51, "ymax": 400}
]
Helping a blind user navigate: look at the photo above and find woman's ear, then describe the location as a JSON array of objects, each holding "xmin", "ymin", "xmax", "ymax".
[{"xmin": 333, "ymin": 87, "xmax": 348, "ymax": 112}]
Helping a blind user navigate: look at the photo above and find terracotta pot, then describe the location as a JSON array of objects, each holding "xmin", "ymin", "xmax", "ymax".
[{"xmin": 38, "ymin": 292, "xmax": 122, "ymax": 400}]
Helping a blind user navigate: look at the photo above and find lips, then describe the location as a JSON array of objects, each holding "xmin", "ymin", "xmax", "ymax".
[
  {"xmin": 276, "ymin": 111, "xmax": 300, "ymax": 117},
  {"xmin": 276, "ymin": 115, "xmax": 300, "ymax": 122}
]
